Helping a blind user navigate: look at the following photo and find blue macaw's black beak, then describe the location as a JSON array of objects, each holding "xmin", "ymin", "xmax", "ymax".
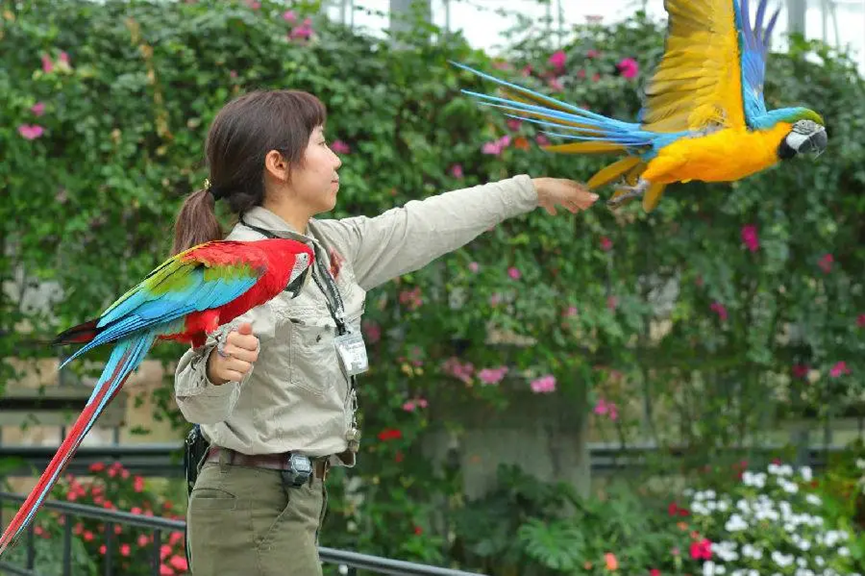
[
  {"xmin": 796, "ymin": 127, "xmax": 828, "ymax": 154},
  {"xmin": 806, "ymin": 128, "xmax": 828, "ymax": 153}
]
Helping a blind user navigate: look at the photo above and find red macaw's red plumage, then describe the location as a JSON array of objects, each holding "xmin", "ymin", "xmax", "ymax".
[{"xmin": 0, "ymin": 238, "xmax": 314, "ymax": 557}]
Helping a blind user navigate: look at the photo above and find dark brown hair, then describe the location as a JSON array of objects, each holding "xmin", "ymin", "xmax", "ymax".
[{"xmin": 171, "ymin": 90, "xmax": 327, "ymax": 255}]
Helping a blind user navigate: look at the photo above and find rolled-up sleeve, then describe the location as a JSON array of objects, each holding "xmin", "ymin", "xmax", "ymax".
[
  {"xmin": 174, "ymin": 315, "xmax": 256, "ymax": 425},
  {"xmin": 324, "ymin": 175, "xmax": 537, "ymax": 290}
]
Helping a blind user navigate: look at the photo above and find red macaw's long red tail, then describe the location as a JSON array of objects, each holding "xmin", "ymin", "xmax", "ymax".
[{"xmin": 0, "ymin": 332, "xmax": 156, "ymax": 557}]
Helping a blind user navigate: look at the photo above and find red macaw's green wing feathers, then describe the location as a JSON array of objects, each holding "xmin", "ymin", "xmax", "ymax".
[{"xmin": 0, "ymin": 239, "xmax": 313, "ymax": 557}]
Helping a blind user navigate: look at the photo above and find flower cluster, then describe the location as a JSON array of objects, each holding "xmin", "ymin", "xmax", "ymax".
[
  {"xmin": 50, "ymin": 462, "xmax": 188, "ymax": 576},
  {"xmin": 685, "ymin": 462, "xmax": 858, "ymax": 576}
]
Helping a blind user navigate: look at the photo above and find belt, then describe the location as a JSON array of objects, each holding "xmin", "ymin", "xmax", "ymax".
[{"xmin": 205, "ymin": 446, "xmax": 329, "ymax": 480}]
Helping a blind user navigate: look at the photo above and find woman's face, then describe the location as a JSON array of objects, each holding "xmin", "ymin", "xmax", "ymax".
[{"xmin": 288, "ymin": 125, "xmax": 342, "ymax": 215}]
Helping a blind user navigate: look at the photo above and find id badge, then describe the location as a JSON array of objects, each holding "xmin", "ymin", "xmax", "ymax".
[{"xmin": 334, "ymin": 331, "xmax": 369, "ymax": 376}]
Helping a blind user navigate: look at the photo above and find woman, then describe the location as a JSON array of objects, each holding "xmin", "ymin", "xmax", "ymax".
[{"xmin": 174, "ymin": 89, "xmax": 597, "ymax": 575}]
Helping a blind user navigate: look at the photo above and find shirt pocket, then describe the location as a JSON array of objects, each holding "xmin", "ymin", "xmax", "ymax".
[{"xmin": 285, "ymin": 313, "xmax": 338, "ymax": 399}]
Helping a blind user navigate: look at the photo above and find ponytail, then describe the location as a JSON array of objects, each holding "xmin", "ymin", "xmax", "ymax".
[{"xmin": 171, "ymin": 189, "xmax": 223, "ymax": 255}]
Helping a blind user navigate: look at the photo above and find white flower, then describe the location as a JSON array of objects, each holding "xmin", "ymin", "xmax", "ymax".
[
  {"xmin": 703, "ymin": 561, "xmax": 716, "ymax": 576},
  {"xmin": 806, "ymin": 493, "xmax": 822, "ymax": 506},
  {"xmin": 714, "ymin": 541, "xmax": 738, "ymax": 562},
  {"xmin": 815, "ymin": 556, "xmax": 824, "ymax": 566},
  {"xmin": 725, "ymin": 514, "xmax": 748, "ymax": 532},
  {"xmin": 838, "ymin": 546, "xmax": 850, "ymax": 556},
  {"xmin": 856, "ymin": 458, "xmax": 865, "ymax": 470},
  {"xmin": 772, "ymin": 550, "xmax": 794, "ymax": 567},
  {"xmin": 338, "ymin": 566, "xmax": 349, "ymax": 575},
  {"xmin": 797, "ymin": 557, "xmax": 808, "ymax": 567},
  {"xmin": 799, "ymin": 466, "xmax": 813, "ymax": 481},
  {"xmin": 742, "ymin": 544, "xmax": 763, "ymax": 560},
  {"xmin": 742, "ymin": 471, "xmax": 766, "ymax": 488}
]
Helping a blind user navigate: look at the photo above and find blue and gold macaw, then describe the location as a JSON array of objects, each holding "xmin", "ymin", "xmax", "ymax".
[{"xmin": 454, "ymin": 0, "xmax": 827, "ymax": 211}]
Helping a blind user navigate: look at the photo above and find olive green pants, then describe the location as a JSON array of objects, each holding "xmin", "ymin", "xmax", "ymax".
[{"xmin": 186, "ymin": 460, "xmax": 327, "ymax": 575}]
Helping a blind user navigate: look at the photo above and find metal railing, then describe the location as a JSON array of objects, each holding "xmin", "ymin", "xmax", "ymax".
[
  {"xmin": 0, "ymin": 441, "xmax": 846, "ymax": 480},
  {"xmin": 0, "ymin": 492, "xmax": 481, "ymax": 576}
]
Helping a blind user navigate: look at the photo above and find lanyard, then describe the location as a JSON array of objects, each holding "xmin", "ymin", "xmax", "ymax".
[
  {"xmin": 240, "ymin": 218, "xmax": 346, "ymax": 335},
  {"xmin": 240, "ymin": 217, "xmax": 362, "ymax": 451}
]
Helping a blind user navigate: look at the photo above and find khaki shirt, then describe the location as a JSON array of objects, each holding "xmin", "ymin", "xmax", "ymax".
[{"xmin": 174, "ymin": 175, "xmax": 538, "ymax": 465}]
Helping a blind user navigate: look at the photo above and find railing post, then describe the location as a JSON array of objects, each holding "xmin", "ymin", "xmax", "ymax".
[
  {"xmin": 152, "ymin": 529, "xmax": 162, "ymax": 575},
  {"xmin": 63, "ymin": 513, "xmax": 73, "ymax": 576}
]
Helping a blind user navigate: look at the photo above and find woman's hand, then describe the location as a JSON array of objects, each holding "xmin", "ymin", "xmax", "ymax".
[
  {"xmin": 533, "ymin": 177, "xmax": 599, "ymax": 215},
  {"xmin": 207, "ymin": 323, "xmax": 260, "ymax": 385}
]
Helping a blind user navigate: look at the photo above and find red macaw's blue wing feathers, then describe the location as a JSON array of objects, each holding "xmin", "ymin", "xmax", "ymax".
[
  {"xmin": 736, "ymin": 0, "xmax": 781, "ymax": 127},
  {"xmin": 0, "ymin": 238, "xmax": 313, "ymax": 556}
]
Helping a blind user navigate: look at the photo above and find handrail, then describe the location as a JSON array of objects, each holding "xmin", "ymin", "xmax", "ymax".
[{"xmin": 0, "ymin": 491, "xmax": 482, "ymax": 576}]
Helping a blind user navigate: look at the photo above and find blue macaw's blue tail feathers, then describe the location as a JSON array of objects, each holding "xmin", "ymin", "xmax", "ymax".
[{"xmin": 451, "ymin": 61, "xmax": 661, "ymax": 152}]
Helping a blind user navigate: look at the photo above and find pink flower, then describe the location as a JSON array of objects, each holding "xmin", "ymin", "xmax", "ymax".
[
  {"xmin": 858, "ymin": 313, "xmax": 865, "ymax": 328},
  {"xmin": 169, "ymin": 555, "xmax": 188, "ymax": 571},
  {"xmin": 402, "ymin": 400, "xmax": 417, "ymax": 412},
  {"xmin": 741, "ymin": 224, "xmax": 760, "ymax": 252},
  {"xmin": 818, "ymin": 253, "xmax": 834, "ymax": 273},
  {"xmin": 399, "ymin": 287, "xmax": 423, "ymax": 310},
  {"xmin": 468, "ymin": 261, "xmax": 479, "ymax": 273},
  {"xmin": 138, "ymin": 534, "xmax": 149, "ymax": 547},
  {"xmin": 587, "ymin": 49, "xmax": 600, "ymax": 58},
  {"xmin": 229, "ymin": 69, "xmax": 238, "ymax": 79},
  {"xmin": 283, "ymin": 10, "xmax": 297, "ymax": 22},
  {"xmin": 607, "ymin": 296, "xmax": 618, "ymax": 311},
  {"xmin": 535, "ymin": 134, "xmax": 550, "ymax": 146},
  {"xmin": 710, "ymin": 302, "xmax": 728, "ymax": 321},
  {"xmin": 690, "ymin": 538, "xmax": 712, "ymax": 560},
  {"xmin": 792, "ymin": 364, "xmax": 809, "ymax": 379},
  {"xmin": 507, "ymin": 266, "xmax": 521, "ymax": 280},
  {"xmin": 492, "ymin": 60, "xmax": 511, "ymax": 70},
  {"xmin": 548, "ymin": 50, "xmax": 566, "ymax": 70},
  {"xmin": 506, "ymin": 118, "xmax": 522, "ymax": 131},
  {"xmin": 478, "ymin": 366, "xmax": 508, "ymax": 385},
  {"xmin": 290, "ymin": 22, "xmax": 313, "ymax": 40},
  {"xmin": 650, "ymin": 570, "xmax": 661, "ymax": 576},
  {"xmin": 31, "ymin": 102, "xmax": 46, "ymax": 116},
  {"xmin": 617, "ymin": 57, "xmax": 639, "ymax": 79},
  {"xmin": 600, "ymin": 236, "xmax": 613, "ymax": 251},
  {"xmin": 443, "ymin": 357, "xmax": 474, "ymax": 384},
  {"xmin": 245, "ymin": 0, "xmax": 261, "ymax": 8},
  {"xmin": 159, "ymin": 565, "xmax": 173, "ymax": 576},
  {"xmin": 830, "ymin": 361, "xmax": 850, "ymax": 378},
  {"xmin": 592, "ymin": 73, "xmax": 601, "ymax": 82},
  {"xmin": 41, "ymin": 54, "xmax": 54, "ymax": 73},
  {"xmin": 18, "ymin": 124, "xmax": 44, "ymax": 140},
  {"xmin": 330, "ymin": 140, "xmax": 350, "ymax": 154},
  {"xmin": 520, "ymin": 65, "xmax": 533, "ymax": 77},
  {"xmin": 363, "ymin": 322, "xmax": 381, "ymax": 344},
  {"xmin": 481, "ymin": 135, "xmax": 511, "ymax": 155},
  {"xmin": 133, "ymin": 476, "xmax": 145, "ymax": 493},
  {"xmin": 449, "ymin": 163, "xmax": 463, "ymax": 178},
  {"xmin": 530, "ymin": 375, "xmax": 556, "ymax": 394},
  {"xmin": 547, "ymin": 77, "xmax": 564, "ymax": 91},
  {"xmin": 562, "ymin": 305, "xmax": 577, "ymax": 318},
  {"xmin": 594, "ymin": 398, "xmax": 619, "ymax": 421},
  {"xmin": 490, "ymin": 293, "xmax": 502, "ymax": 307},
  {"xmin": 59, "ymin": 51, "xmax": 70, "ymax": 65},
  {"xmin": 120, "ymin": 544, "xmax": 131, "ymax": 557}
]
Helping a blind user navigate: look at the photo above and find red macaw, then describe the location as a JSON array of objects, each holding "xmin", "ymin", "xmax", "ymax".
[{"xmin": 0, "ymin": 238, "xmax": 314, "ymax": 555}]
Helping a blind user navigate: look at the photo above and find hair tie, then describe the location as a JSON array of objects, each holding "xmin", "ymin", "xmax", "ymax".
[{"xmin": 203, "ymin": 178, "xmax": 225, "ymax": 201}]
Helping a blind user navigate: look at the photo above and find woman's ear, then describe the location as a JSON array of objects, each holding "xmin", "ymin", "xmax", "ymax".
[{"xmin": 264, "ymin": 150, "xmax": 290, "ymax": 183}]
